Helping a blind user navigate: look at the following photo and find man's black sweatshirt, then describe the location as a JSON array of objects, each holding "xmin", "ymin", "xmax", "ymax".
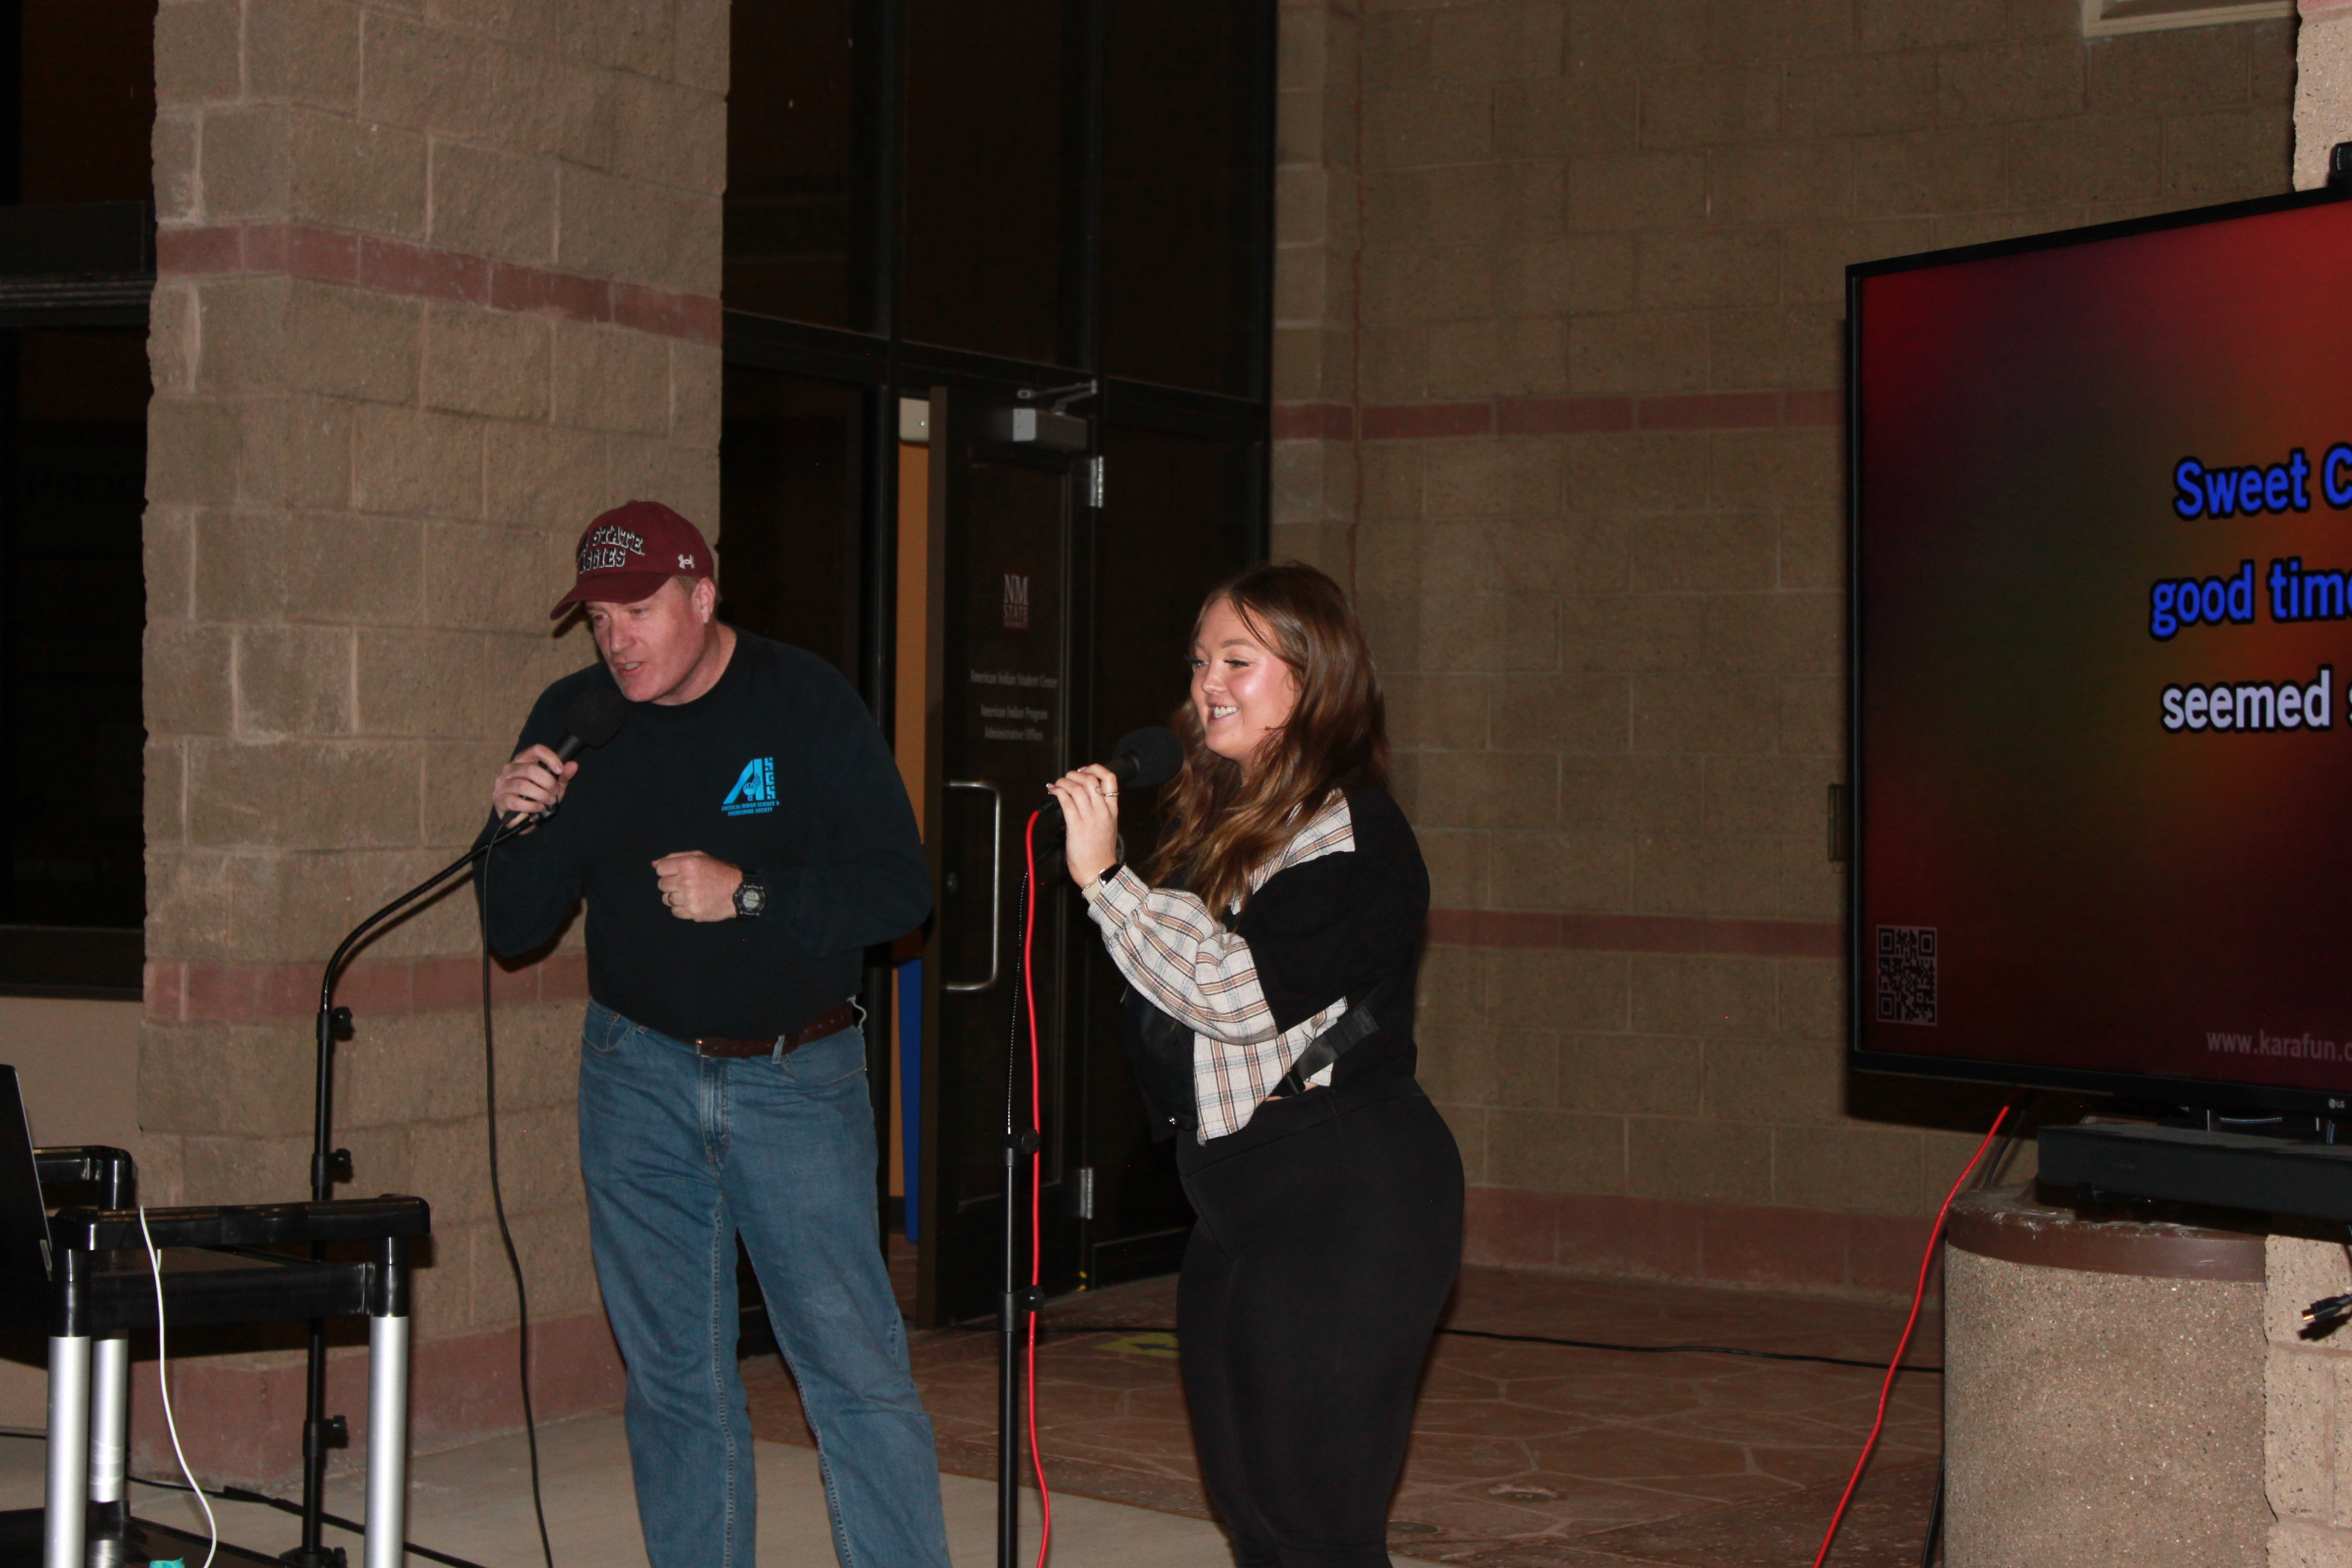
[{"xmin": 478, "ymin": 632, "xmax": 931, "ymax": 1043}]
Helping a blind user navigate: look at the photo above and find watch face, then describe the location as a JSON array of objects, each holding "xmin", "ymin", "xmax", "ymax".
[{"xmin": 737, "ymin": 881, "xmax": 765, "ymax": 915}]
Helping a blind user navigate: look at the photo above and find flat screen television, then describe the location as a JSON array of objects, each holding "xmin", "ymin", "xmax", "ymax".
[{"xmin": 1849, "ymin": 184, "xmax": 2352, "ymax": 1120}]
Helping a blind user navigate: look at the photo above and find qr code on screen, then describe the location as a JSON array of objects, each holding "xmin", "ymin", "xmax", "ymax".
[{"xmin": 1875, "ymin": 926, "xmax": 1937, "ymax": 1025}]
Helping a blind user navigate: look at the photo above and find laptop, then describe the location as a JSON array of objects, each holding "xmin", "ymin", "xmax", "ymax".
[{"xmin": 0, "ymin": 1067, "xmax": 51, "ymax": 1337}]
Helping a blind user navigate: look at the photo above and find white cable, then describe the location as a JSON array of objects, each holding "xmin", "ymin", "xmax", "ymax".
[{"xmin": 139, "ymin": 1206, "xmax": 217, "ymax": 1568}]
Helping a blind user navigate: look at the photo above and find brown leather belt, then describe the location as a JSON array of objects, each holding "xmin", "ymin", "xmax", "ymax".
[{"xmin": 690, "ymin": 1003, "xmax": 859, "ymax": 1059}]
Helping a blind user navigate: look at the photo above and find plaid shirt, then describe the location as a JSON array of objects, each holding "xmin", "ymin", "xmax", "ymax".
[{"xmin": 1081, "ymin": 794, "xmax": 1357, "ymax": 1140}]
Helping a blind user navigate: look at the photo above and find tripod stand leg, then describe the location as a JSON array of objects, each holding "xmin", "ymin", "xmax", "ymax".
[
  {"xmin": 363, "ymin": 1241, "xmax": 411, "ymax": 1568},
  {"xmin": 45, "ymin": 1334, "xmax": 89, "ymax": 1568},
  {"xmin": 362, "ymin": 1314, "xmax": 408, "ymax": 1568},
  {"xmin": 89, "ymin": 1337, "xmax": 129, "ymax": 1536},
  {"xmin": 87, "ymin": 1337, "xmax": 127, "ymax": 1503}
]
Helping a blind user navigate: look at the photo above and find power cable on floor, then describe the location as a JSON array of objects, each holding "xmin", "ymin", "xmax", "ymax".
[
  {"xmin": 1916, "ymin": 1099, "xmax": 2029, "ymax": 1567},
  {"xmin": 1812, "ymin": 1092, "xmax": 2021, "ymax": 1568},
  {"xmin": 964, "ymin": 1323, "xmax": 1944, "ymax": 1374},
  {"xmin": 139, "ymin": 1204, "xmax": 217, "ymax": 1568}
]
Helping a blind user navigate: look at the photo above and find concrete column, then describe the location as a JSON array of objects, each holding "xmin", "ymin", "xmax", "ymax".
[
  {"xmin": 140, "ymin": 0, "xmax": 724, "ymax": 1482},
  {"xmin": 1943, "ymin": 1185, "xmax": 2268, "ymax": 1568},
  {"xmin": 2299, "ymin": 0, "xmax": 2352, "ymax": 189}
]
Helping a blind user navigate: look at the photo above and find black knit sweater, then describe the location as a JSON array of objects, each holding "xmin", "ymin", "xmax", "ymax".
[
  {"xmin": 478, "ymin": 633, "xmax": 930, "ymax": 1042},
  {"xmin": 1121, "ymin": 783, "xmax": 1429, "ymax": 1136}
]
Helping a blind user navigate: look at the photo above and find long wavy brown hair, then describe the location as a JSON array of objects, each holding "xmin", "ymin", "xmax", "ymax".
[{"xmin": 1146, "ymin": 563, "xmax": 1388, "ymax": 918}]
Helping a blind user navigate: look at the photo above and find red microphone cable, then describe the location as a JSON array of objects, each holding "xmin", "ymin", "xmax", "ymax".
[
  {"xmin": 1809, "ymin": 1093, "xmax": 2019, "ymax": 1568},
  {"xmin": 1020, "ymin": 810, "xmax": 1052, "ymax": 1568}
]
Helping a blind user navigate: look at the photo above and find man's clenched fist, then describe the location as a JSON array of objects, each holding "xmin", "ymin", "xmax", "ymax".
[{"xmin": 653, "ymin": 851, "xmax": 743, "ymax": 922}]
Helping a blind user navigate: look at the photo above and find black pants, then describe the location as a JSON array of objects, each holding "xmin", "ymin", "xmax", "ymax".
[{"xmin": 1176, "ymin": 1082, "xmax": 1464, "ymax": 1568}]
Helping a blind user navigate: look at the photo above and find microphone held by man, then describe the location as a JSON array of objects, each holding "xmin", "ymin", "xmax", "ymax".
[{"xmin": 494, "ymin": 684, "xmax": 630, "ymax": 830}]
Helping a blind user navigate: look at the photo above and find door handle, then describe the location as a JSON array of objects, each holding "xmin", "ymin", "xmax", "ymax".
[{"xmin": 944, "ymin": 780, "xmax": 1002, "ymax": 993}]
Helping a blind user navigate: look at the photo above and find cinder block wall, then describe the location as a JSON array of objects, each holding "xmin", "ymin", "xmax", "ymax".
[
  {"xmin": 143, "ymin": 0, "xmax": 724, "ymax": 1480},
  {"xmin": 1273, "ymin": 0, "xmax": 2296, "ymax": 1296}
]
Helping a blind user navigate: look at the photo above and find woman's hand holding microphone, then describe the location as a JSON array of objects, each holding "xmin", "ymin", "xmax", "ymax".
[{"xmin": 1046, "ymin": 763, "xmax": 1123, "ymax": 888}]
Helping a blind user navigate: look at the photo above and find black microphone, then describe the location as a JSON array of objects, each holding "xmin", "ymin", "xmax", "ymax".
[
  {"xmin": 552, "ymin": 683, "xmax": 630, "ymax": 765},
  {"xmin": 507, "ymin": 684, "xmax": 630, "ymax": 827},
  {"xmin": 1038, "ymin": 726, "xmax": 1184, "ymax": 820}
]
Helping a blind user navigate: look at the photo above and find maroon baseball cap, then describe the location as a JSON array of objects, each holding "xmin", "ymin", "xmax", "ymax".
[{"xmin": 550, "ymin": 500, "xmax": 714, "ymax": 619}]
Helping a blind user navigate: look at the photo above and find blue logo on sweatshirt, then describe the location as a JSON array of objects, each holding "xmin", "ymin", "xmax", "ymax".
[{"xmin": 722, "ymin": 757, "xmax": 777, "ymax": 816}]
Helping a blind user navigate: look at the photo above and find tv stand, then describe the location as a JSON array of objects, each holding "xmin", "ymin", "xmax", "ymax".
[{"xmin": 2039, "ymin": 1123, "xmax": 2352, "ymax": 1223}]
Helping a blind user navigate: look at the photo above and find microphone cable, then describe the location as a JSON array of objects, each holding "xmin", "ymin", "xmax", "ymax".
[
  {"xmin": 473, "ymin": 838, "xmax": 558, "ymax": 1568},
  {"xmin": 139, "ymin": 1205, "xmax": 219, "ymax": 1568},
  {"xmin": 994, "ymin": 811, "xmax": 1056, "ymax": 1568},
  {"xmin": 976, "ymin": 1322, "xmax": 1939, "ymax": 1372},
  {"xmin": 1810, "ymin": 1091, "xmax": 2020, "ymax": 1568}
]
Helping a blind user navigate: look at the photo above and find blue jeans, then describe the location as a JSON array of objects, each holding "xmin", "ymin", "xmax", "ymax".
[{"xmin": 578, "ymin": 1000, "xmax": 952, "ymax": 1568}]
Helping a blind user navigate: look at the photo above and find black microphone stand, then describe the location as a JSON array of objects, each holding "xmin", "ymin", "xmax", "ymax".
[
  {"xmin": 994, "ymin": 742, "xmax": 1171, "ymax": 1568},
  {"xmin": 285, "ymin": 822, "xmax": 520, "ymax": 1568},
  {"xmin": 997, "ymin": 818, "xmax": 1046, "ymax": 1568}
]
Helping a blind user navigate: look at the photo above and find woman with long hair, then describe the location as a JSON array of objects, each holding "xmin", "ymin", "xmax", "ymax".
[{"xmin": 1048, "ymin": 562, "xmax": 1463, "ymax": 1568}]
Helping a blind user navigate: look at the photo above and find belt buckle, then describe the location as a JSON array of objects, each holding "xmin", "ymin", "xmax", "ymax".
[{"xmin": 691, "ymin": 1036, "xmax": 769, "ymax": 1059}]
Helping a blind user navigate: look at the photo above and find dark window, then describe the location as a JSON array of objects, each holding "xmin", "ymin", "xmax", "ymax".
[
  {"xmin": 1099, "ymin": 0, "xmax": 1262, "ymax": 394},
  {"xmin": 13, "ymin": 0, "xmax": 155, "ymax": 204},
  {"xmin": 1090, "ymin": 422, "xmax": 1255, "ymax": 758},
  {"xmin": 716, "ymin": 365, "xmax": 866, "ymax": 680},
  {"xmin": 0, "ymin": 329, "xmax": 147, "ymax": 989},
  {"xmin": 0, "ymin": 0, "xmax": 160, "ymax": 994},
  {"xmin": 724, "ymin": 0, "xmax": 875, "ymax": 332},
  {"xmin": 900, "ymin": 0, "xmax": 1079, "ymax": 365}
]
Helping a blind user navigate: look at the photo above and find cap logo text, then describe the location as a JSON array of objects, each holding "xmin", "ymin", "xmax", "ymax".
[{"xmin": 579, "ymin": 524, "xmax": 646, "ymax": 574}]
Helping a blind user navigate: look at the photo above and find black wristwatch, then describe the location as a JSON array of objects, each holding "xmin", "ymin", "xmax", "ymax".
[{"xmin": 732, "ymin": 870, "xmax": 767, "ymax": 920}]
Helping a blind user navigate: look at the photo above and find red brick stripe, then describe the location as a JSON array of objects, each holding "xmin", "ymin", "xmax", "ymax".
[
  {"xmin": 1271, "ymin": 402, "xmax": 1355, "ymax": 441},
  {"xmin": 1634, "ymin": 390, "xmax": 1783, "ymax": 431},
  {"xmin": 1288, "ymin": 389, "xmax": 1842, "ymax": 442},
  {"xmin": 157, "ymin": 223, "xmax": 723, "ymax": 346},
  {"xmin": 147, "ymin": 952, "xmax": 590, "ymax": 1024},
  {"xmin": 1426, "ymin": 908, "xmax": 1841, "ymax": 959},
  {"xmin": 1361, "ymin": 400, "xmax": 1494, "ymax": 440},
  {"xmin": 1497, "ymin": 395, "xmax": 1635, "ymax": 435}
]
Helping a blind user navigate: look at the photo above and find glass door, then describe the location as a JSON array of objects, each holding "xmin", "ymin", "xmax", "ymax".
[
  {"xmin": 920, "ymin": 388, "xmax": 1084, "ymax": 1323},
  {"xmin": 914, "ymin": 392, "xmax": 1260, "ymax": 1322}
]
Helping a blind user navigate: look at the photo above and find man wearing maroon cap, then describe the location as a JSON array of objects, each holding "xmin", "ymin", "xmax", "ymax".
[{"xmin": 480, "ymin": 500, "xmax": 948, "ymax": 1568}]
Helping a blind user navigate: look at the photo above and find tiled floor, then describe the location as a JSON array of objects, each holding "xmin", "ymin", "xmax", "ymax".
[
  {"xmin": 0, "ymin": 1411, "xmax": 1261, "ymax": 1568},
  {"xmin": 747, "ymin": 1254, "xmax": 1946, "ymax": 1568}
]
